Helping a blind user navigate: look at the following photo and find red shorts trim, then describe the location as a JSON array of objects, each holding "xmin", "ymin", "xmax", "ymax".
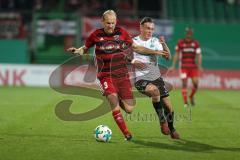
[{"xmin": 99, "ymin": 77, "xmax": 133, "ymax": 100}]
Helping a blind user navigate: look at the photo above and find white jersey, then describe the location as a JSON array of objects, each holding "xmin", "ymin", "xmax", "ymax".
[{"xmin": 133, "ymin": 36, "xmax": 163, "ymax": 81}]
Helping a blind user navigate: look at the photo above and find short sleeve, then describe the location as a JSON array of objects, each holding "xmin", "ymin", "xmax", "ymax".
[
  {"xmin": 195, "ymin": 41, "xmax": 201, "ymax": 54},
  {"xmin": 85, "ymin": 31, "xmax": 96, "ymax": 49},
  {"xmin": 154, "ymin": 38, "xmax": 163, "ymax": 51},
  {"xmin": 175, "ymin": 40, "xmax": 181, "ymax": 52}
]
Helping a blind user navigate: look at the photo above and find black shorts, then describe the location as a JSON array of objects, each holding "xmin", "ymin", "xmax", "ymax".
[{"xmin": 134, "ymin": 77, "xmax": 169, "ymax": 98}]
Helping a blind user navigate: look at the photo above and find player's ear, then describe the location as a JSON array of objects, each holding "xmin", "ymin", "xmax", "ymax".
[{"xmin": 140, "ymin": 25, "xmax": 143, "ymax": 32}]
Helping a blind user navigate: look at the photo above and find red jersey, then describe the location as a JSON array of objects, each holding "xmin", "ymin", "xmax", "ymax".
[
  {"xmin": 175, "ymin": 39, "xmax": 201, "ymax": 69},
  {"xmin": 85, "ymin": 27, "xmax": 133, "ymax": 80}
]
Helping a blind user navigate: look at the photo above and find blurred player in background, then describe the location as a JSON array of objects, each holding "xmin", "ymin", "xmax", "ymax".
[
  {"xmin": 67, "ymin": 10, "xmax": 168, "ymax": 140},
  {"xmin": 170, "ymin": 27, "xmax": 202, "ymax": 107},
  {"xmin": 132, "ymin": 17, "xmax": 180, "ymax": 139}
]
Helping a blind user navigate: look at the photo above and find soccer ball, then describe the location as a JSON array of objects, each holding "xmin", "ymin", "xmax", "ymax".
[{"xmin": 94, "ymin": 125, "xmax": 112, "ymax": 142}]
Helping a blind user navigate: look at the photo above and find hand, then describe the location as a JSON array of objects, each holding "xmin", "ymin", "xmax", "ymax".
[
  {"xmin": 156, "ymin": 50, "xmax": 170, "ymax": 59},
  {"xmin": 67, "ymin": 47, "xmax": 84, "ymax": 55},
  {"xmin": 132, "ymin": 60, "xmax": 147, "ymax": 70},
  {"xmin": 159, "ymin": 36, "xmax": 165, "ymax": 43}
]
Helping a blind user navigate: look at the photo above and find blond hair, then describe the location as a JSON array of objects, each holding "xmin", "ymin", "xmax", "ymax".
[{"xmin": 102, "ymin": 10, "xmax": 117, "ymax": 20}]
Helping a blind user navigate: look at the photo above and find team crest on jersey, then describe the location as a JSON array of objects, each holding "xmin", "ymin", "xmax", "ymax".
[{"xmin": 191, "ymin": 42, "xmax": 195, "ymax": 47}]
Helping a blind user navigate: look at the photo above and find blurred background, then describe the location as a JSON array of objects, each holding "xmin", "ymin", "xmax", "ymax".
[{"xmin": 0, "ymin": 0, "xmax": 240, "ymax": 89}]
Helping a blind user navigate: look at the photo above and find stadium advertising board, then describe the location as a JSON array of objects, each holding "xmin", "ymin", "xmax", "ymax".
[
  {"xmin": 165, "ymin": 70, "xmax": 240, "ymax": 90},
  {"xmin": 0, "ymin": 64, "xmax": 239, "ymax": 89},
  {"xmin": 0, "ymin": 64, "xmax": 58, "ymax": 87}
]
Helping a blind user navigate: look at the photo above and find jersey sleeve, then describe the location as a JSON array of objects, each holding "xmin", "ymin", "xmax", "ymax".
[
  {"xmin": 154, "ymin": 38, "xmax": 163, "ymax": 51},
  {"xmin": 175, "ymin": 40, "xmax": 181, "ymax": 52},
  {"xmin": 85, "ymin": 31, "xmax": 96, "ymax": 49},
  {"xmin": 195, "ymin": 41, "xmax": 201, "ymax": 54}
]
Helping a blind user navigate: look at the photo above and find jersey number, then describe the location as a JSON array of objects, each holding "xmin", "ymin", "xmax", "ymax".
[{"xmin": 103, "ymin": 81, "xmax": 108, "ymax": 90}]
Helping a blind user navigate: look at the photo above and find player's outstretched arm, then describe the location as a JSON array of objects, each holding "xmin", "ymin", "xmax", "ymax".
[
  {"xmin": 132, "ymin": 42, "xmax": 169, "ymax": 57},
  {"xmin": 66, "ymin": 46, "xmax": 88, "ymax": 55}
]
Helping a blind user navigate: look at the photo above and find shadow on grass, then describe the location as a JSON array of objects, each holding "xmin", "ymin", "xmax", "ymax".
[{"xmin": 131, "ymin": 138, "xmax": 240, "ymax": 153}]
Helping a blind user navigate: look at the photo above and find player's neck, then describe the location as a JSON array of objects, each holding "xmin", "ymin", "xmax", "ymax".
[
  {"xmin": 139, "ymin": 35, "xmax": 150, "ymax": 41},
  {"xmin": 185, "ymin": 38, "xmax": 192, "ymax": 42},
  {"xmin": 103, "ymin": 28, "xmax": 114, "ymax": 35}
]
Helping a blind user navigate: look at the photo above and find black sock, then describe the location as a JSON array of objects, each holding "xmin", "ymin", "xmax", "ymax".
[
  {"xmin": 164, "ymin": 109, "xmax": 175, "ymax": 132},
  {"xmin": 152, "ymin": 101, "xmax": 166, "ymax": 123}
]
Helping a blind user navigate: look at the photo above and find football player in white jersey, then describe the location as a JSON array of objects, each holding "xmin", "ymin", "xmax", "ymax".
[{"xmin": 132, "ymin": 17, "xmax": 180, "ymax": 139}]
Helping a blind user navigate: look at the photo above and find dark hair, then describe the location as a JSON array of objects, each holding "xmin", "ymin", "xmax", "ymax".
[{"xmin": 140, "ymin": 17, "xmax": 154, "ymax": 25}]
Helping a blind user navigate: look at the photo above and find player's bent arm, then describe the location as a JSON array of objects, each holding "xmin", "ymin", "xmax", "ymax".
[
  {"xmin": 171, "ymin": 51, "xmax": 179, "ymax": 69},
  {"xmin": 159, "ymin": 36, "xmax": 171, "ymax": 59},
  {"xmin": 197, "ymin": 53, "xmax": 203, "ymax": 70},
  {"xmin": 160, "ymin": 42, "xmax": 171, "ymax": 60},
  {"xmin": 132, "ymin": 42, "xmax": 168, "ymax": 56}
]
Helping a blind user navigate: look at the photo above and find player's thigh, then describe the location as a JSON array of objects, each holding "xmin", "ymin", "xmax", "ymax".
[
  {"xmin": 134, "ymin": 80, "xmax": 151, "ymax": 97},
  {"xmin": 153, "ymin": 78, "xmax": 169, "ymax": 98},
  {"xmin": 145, "ymin": 83, "xmax": 160, "ymax": 97},
  {"xmin": 190, "ymin": 69, "xmax": 199, "ymax": 85},
  {"xmin": 117, "ymin": 78, "xmax": 134, "ymax": 100}
]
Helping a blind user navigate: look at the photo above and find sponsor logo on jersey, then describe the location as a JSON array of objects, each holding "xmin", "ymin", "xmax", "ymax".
[{"xmin": 183, "ymin": 48, "xmax": 195, "ymax": 52}]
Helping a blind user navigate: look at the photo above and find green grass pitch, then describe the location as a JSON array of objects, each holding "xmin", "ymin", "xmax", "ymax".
[{"xmin": 0, "ymin": 87, "xmax": 240, "ymax": 160}]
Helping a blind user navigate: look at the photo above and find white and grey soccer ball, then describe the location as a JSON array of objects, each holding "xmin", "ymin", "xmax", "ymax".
[{"xmin": 94, "ymin": 125, "xmax": 112, "ymax": 142}]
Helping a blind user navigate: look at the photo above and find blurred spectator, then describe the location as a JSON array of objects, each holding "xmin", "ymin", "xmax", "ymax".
[
  {"xmin": 227, "ymin": 0, "xmax": 235, "ymax": 4},
  {"xmin": 34, "ymin": 0, "xmax": 42, "ymax": 10},
  {"xmin": 138, "ymin": 0, "xmax": 161, "ymax": 18},
  {"xmin": 115, "ymin": 0, "xmax": 135, "ymax": 18},
  {"xmin": 116, "ymin": 0, "xmax": 132, "ymax": 10},
  {"xmin": 0, "ymin": 0, "xmax": 15, "ymax": 9},
  {"xmin": 65, "ymin": 0, "xmax": 82, "ymax": 11}
]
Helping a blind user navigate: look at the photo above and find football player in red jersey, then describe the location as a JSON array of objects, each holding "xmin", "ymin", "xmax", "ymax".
[
  {"xmin": 170, "ymin": 27, "xmax": 202, "ymax": 107},
  {"xmin": 67, "ymin": 10, "xmax": 168, "ymax": 140}
]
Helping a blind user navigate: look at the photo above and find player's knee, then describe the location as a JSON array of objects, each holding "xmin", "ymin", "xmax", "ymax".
[
  {"xmin": 193, "ymin": 83, "xmax": 198, "ymax": 89},
  {"xmin": 152, "ymin": 89, "xmax": 159, "ymax": 97},
  {"xmin": 112, "ymin": 106, "xmax": 121, "ymax": 112},
  {"xmin": 146, "ymin": 85, "xmax": 159, "ymax": 97},
  {"xmin": 125, "ymin": 105, "xmax": 134, "ymax": 114}
]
